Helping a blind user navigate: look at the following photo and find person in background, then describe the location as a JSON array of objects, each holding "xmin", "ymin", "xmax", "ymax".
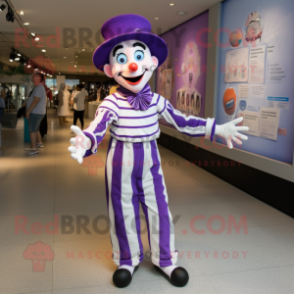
[
  {"xmin": 0, "ymin": 86, "xmax": 5, "ymax": 123},
  {"xmin": 39, "ymin": 79, "xmax": 53, "ymax": 138},
  {"xmin": 58, "ymin": 83, "xmax": 70, "ymax": 124},
  {"xmin": 73, "ymin": 84, "xmax": 87, "ymax": 130},
  {"xmin": 24, "ymin": 72, "xmax": 47, "ymax": 156},
  {"xmin": 81, "ymin": 86, "xmax": 88, "ymax": 97},
  {"xmin": 70, "ymin": 85, "xmax": 78, "ymax": 110}
]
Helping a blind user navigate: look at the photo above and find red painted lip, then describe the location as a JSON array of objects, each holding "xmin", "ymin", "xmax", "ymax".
[{"xmin": 120, "ymin": 70, "xmax": 146, "ymax": 85}]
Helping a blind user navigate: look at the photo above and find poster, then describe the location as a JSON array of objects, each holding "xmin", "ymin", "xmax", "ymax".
[
  {"xmin": 156, "ymin": 11, "xmax": 209, "ymax": 122},
  {"xmin": 225, "ymin": 47, "xmax": 249, "ymax": 83},
  {"xmin": 216, "ymin": 0, "xmax": 294, "ymax": 164},
  {"xmin": 248, "ymin": 45, "xmax": 266, "ymax": 84}
]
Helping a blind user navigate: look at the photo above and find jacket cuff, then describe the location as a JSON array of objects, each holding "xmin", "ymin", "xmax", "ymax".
[
  {"xmin": 205, "ymin": 118, "xmax": 216, "ymax": 141},
  {"xmin": 83, "ymin": 131, "xmax": 97, "ymax": 156}
]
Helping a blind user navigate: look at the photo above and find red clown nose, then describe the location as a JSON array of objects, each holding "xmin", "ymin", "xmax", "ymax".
[{"xmin": 128, "ymin": 63, "xmax": 138, "ymax": 72}]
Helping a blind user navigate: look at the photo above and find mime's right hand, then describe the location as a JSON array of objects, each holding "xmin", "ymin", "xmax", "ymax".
[{"xmin": 68, "ymin": 125, "xmax": 91, "ymax": 164}]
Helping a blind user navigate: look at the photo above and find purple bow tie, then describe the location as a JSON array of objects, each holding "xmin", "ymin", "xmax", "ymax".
[{"xmin": 117, "ymin": 84, "xmax": 153, "ymax": 111}]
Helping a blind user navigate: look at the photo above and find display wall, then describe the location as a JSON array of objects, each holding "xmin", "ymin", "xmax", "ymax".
[
  {"xmin": 156, "ymin": 11, "xmax": 209, "ymax": 125},
  {"xmin": 215, "ymin": 0, "xmax": 294, "ymax": 164}
]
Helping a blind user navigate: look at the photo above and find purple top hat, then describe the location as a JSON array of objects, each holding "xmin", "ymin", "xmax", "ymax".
[{"xmin": 93, "ymin": 14, "xmax": 168, "ymax": 72}]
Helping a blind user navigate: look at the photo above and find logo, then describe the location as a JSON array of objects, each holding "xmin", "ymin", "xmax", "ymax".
[
  {"xmin": 82, "ymin": 154, "xmax": 104, "ymax": 175},
  {"xmin": 23, "ymin": 241, "xmax": 54, "ymax": 272}
]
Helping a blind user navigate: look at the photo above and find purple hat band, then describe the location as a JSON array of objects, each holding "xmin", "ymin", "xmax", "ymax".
[{"xmin": 93, "ymin": 14, "xmax": 168, "ymax": 72}]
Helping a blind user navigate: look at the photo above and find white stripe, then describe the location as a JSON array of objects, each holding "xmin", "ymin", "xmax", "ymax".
[
  {"xmin": 141, "ymin": 143, "xmax": 162, "ymax": 266},
  {"xmin": 153, "ymin": 141, "xmax": 177, "ymax": 265},
  {"xmin": 106, "ymin": 138, "xmax": 121, "ymax": 265},
  {"xmin": 120, "ymin": 142, "xmax": 141, "ymax": 266},
  {"xmin": 162, "ymin": 102, "xmax": 207, "ymax": 135}
]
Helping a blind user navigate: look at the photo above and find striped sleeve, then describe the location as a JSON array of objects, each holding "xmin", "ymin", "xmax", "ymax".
[
  {"xmin": 82, "ymin": 97, "xmax": 119, "ymax": 157},
  {"xmin": 158, "ymin": 95, "xmax": 216, "ymax": 141}
]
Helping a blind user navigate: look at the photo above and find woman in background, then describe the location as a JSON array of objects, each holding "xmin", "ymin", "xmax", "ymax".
[{"xmin": 58, "ymin": 83, "xmax": 70, "ymax": 124}]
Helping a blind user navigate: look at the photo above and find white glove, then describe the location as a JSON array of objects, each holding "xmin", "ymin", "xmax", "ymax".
[
  {"xmin": 215, "ymin": 117, "xmax": 249, "ymax": 149},
  {"xmin": 68, "ymin": 125, "xmax": 91, "ymax": 164}
]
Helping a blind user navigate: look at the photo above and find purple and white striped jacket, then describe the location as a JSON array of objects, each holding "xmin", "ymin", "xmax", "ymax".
[{"xmin": 83, "ymin": 91, "xmax": 216, "ymax": 157}]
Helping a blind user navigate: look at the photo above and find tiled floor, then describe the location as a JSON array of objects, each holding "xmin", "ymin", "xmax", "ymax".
[{"xmin": 0, "ymin": 109, "xmax": 293, "ymax": 294}]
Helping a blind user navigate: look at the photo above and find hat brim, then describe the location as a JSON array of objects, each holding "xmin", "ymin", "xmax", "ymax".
[{"xmin": 93, "ymin": 31, "xmax": 168, "ymax": 72}]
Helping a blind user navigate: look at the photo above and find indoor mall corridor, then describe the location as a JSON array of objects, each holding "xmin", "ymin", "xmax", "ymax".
[{"xmin": 0, "ymin": 110, "xmax": 293, "ymax": 294}]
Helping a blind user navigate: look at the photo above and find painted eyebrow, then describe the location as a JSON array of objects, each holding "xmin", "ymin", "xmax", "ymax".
[
  {"xmin": 132, "ymin": 42, "xmax": 146, "ymax": 50},
  {"xmin": 113, "ymin": 45, "xmax": 123, "ymax": 56}
]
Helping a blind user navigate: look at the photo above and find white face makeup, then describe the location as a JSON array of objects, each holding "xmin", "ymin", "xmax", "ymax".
[{"xmin": 104, "ymin": 40, "xmax": 159, "ymax": 93}]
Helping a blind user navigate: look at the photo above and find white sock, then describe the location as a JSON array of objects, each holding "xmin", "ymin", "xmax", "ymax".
[
  {"xmin": 159, "ymin": 265, "xmax": 178, "ymax": 278},
  {"xmin": 118, "ymin": 265, "xmax": 135, "ymax": 275}
]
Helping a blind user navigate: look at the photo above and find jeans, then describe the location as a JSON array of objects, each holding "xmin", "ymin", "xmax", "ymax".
[{"xmin": 0, "ymin": 108, "xmax": 4, "ymax": 123}]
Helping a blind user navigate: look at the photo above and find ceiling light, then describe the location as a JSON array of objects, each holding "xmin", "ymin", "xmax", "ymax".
[
  {"xmin": 31, "ymin": 33, "xmax": 35, "ymax": 37},
  {"xmin": 82, "ymin": 49, "xmax": 85, "ymax": 51},
  {"xmin": 35, "ymin": 37, "xmax": 40, "ymax": 41},
  {"xmin": 23, "ymin": 22, "xmax": 29, "ymax": 25},
  {"xmin": 0, "ymin": 4, "xmax": 6, "ymax": 12},
  {"xmin": 64, "ymin": 57, "xmax": 67, "ymax": 58},
  {"xmin": 27, "ymin": 64, "xmax": 31, "ymax": 68},
  {"xmin": 155, "ymin": 17, "xmax": 159, "ymax": 20},
  {"xmin": 75, "ymin": 56, "xmax": 78, "ymax": 58},
  {"xmin": 74, "ymin": 65, "xmax": 77, "ymax": 68},
  {"xmin": 42, "ymin": 49, "xmax": 46, "ymax": 52},
  {"xmin": 15, "ymin": 57, "xmax": 20, "ymax": 61},
  {"xmin": 20, "ymin": 10, "xmax": 24, "ymax": 15},
  {"xmin": 169, "ymin": 3, "xmax": 175, "ymax": 6},
  {"xmin": 17, "ymin": 53, "xmax": 21, "ymax": 56},
  {"xmin": 9, "ymin": 59, "xmax": 13, "ymax": 62},
  {"xmin": 177, "ymin": 11, "xmax": 187, "ymax": 15}
]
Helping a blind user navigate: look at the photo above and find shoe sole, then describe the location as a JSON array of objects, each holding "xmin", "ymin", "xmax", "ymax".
[{"xmin": 27, "ymin": 151, "xmax": 39, "ymax": 156}]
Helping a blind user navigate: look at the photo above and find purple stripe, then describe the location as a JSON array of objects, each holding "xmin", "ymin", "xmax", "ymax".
[
  {"xmin": 181, "ymin": 131, "xmax": 206, "ymax": 137},
  {"xmin": 98, "ymin": 106, "xmax": 119, "ymax": 119},
  {"xmin": 159, "ymin": 99, "xmax": 167, "ymax": 115},
  {"xmin": 167, "ymin": 105, "xmax": 207, "ymax": 128},
  {"xmin": 105, "ymin": 136, "xmax": 113, "ymax": 212},
  {"xmin": 103, "ymin": 98, "xmax": 157, "ymax": 110},
  {"xmin": 111, "ymin": 140, "xmax": 132, "ymax": 265},
  {"xmin": 103, "ymin": 98, "xmax": 121, "ymax": 109},
  {"xmin": 119, "ymin": 112, "xmax": 158, "ymax": 119},
  {"xmin": 93, "ymin": 111, "xmax": 112, "ymax": 144},
  {"xmin": 110, "ymin": 127, "xmax": 159, "ymax": 139},
  {"xmin": 156, "ymin": 94, "xmax": 160, "ymax": 105},
  {"xmin": 150, "ymin": 140, "xmax": 172, "ymax": 267},
  {"xmin": 83, "ymin": 131, "xmax": 96, "ymax": 149},
  {"xmin": 112, "ymin": 121, "xmax": 158, "ymax": 129},
  {"xmin": 131, "ymin": 142, "xmax": 144, "ymax": 263},
  {"xmin": 141, "ymin": 202, "xmax": 151, "ymax": 249},
  {"xmin": 210, "ymin": 120, "xmax": 216, "ymax": 141}
]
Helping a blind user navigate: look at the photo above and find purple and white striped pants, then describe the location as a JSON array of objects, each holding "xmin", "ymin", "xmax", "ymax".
[{"xmin": 105, "ymin": 137, "xmax": 178, "ymax": 267}]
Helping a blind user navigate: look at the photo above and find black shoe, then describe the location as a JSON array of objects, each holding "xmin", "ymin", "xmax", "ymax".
[
  {"xmin": 113, "ymin": 266, "xmax": 138, "ymax": 288},
  {"xmin": 154, "ymin": 265, "xmax": 189, "ymax": 287}
]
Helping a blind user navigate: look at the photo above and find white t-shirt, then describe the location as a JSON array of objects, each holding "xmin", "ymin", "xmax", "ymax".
[
  {"xmin": 74, "ymin": 91, "xmax": 86, "ymax": 111},
  {"xmin": 82, "ymin": 88, "xmax": 88, "ymax": 96}
]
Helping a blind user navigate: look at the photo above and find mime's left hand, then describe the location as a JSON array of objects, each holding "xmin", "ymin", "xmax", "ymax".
[{"xmin": 215, "ymin": 117, "xmax": 249, "ymax": 149}]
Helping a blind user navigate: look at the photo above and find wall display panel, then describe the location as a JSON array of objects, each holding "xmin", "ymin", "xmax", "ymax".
[
  {"xmin": 216, "ymin": 0, "xmax": 294, "ymax": 164},
  {"xmin": 156, "ymin": 11, "xmax": 209, "ymax": 126}
]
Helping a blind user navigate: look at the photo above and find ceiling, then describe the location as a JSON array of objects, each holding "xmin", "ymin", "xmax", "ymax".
[{"xmin": 0, "ymin": 0, "xmax": 221, "ymax": 76}]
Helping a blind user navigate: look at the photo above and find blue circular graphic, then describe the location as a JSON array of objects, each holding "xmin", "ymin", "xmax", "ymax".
[{"xmin": 239, "ymin": 100, "xmax": 247, "ymax": 111}]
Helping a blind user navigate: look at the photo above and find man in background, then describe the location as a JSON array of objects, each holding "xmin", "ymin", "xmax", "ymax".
[
  {"xmin": 24, "ymin": 72, "xmax": 47, "ymax": 156},
  {"xmin": 73, "ymin": 84, "xmax": 87, "ymax": 130}
]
